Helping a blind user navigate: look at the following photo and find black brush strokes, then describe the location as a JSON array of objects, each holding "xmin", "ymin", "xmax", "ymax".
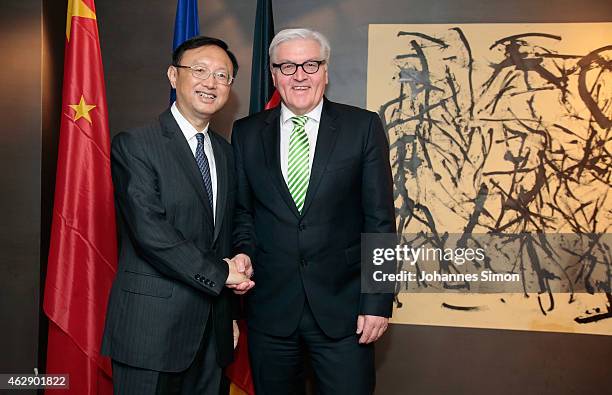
[{"xmin": 381, "ymin": 26, "xmax": 611, "ymax": 325}]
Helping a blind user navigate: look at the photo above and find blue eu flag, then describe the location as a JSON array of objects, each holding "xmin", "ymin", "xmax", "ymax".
[{"xmin": 171, "ymin": 0, "xmax": 200, "ymax": 102}]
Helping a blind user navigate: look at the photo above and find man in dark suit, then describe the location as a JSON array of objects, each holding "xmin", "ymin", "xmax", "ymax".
[
  {"xmin": 101, "ymin": 36, "xmax": 254, "ymax": 395},
  {"xmin": 232, "ymin": 28, "xmax": 396, "ymax": 394}
]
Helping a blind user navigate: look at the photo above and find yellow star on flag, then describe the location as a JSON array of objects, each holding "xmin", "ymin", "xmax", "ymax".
[
  {"xmin": 69, "ymin": 95, "xmax": 96, "ymax": 123},
  {"xmin": 66, "ymin": 0, "xmax": 97, "ymax": 41}
]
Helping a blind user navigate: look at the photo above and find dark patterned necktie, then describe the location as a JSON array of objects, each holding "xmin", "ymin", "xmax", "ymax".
[{"xmin": 195, "ymin": 133, "xmax": 213, "ymax": 212}]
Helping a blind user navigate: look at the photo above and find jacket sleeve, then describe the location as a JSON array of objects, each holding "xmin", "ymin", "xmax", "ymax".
[
  {"xmin": 231, "ymin": 122, "xmax": 257, "ymax": 260},
  {"xmin": 359, "ymin": 112, "xmax": 396, "ymax": 317},
  {"xmin": 111, "ymin": 131, "xmax": 229, "ymax": 296}
]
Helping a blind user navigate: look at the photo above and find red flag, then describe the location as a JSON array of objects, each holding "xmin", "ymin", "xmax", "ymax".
[
  {"xmin": 226, "ymin": 320, "xmax": 253, "ymax": 395},
  {"xmin": 43, "ymin": 0, "xmax": 117, "ymax": 393},
  {"xmin": 264, "ymin": 90, "xmax": 281, "ymax": 110}
]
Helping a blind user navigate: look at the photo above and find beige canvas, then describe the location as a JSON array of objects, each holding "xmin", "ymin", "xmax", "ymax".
[{"xmin": 367, "ymin": 23, "xmax": 612, "ymax": 336}]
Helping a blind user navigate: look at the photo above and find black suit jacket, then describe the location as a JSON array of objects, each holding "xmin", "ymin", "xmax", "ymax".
[
  {"xmin": 101, "ymin": 109, "xmax": 236, "ymax": 372},
  {"xmin": 232, "ymin": 98, "xmax": 396, "ymax": 338}
]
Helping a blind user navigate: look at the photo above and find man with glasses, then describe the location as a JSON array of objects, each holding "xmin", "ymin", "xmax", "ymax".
[
  {"xmin": 101, "ymin": 36, "xmax": 254, "ymax": 394},
  {"xmin": 232, "ymin": 28, "xmax": 396, "ymax": 394}
]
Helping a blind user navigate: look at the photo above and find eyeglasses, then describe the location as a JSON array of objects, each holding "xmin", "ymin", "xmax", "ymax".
[
  {"xmin": 272, "ymin": 60, "xmax": 326, "ymax": 76},
  {"xmin": 173, "ymin": 64, "xmax": 234, "ymax": 85}
]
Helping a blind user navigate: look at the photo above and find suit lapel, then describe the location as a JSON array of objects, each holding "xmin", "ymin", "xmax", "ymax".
[
  {"xmin": 159, "ymin": 110, "xmax": 215, "ymax": 227},
  {"xmin": 260, "ymin": 108, "xmax": 301, "ymax": 218},
  {"xmin": 301, "ymin": 98, "xmax": 339, "ymax": 217},
  {"xmin": 209, "ymin": 131, "xmax": 227, "ymax": 243}
]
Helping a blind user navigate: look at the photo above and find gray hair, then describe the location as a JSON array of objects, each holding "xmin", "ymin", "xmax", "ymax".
[{"xmin": 269, "ymin": 28, "xmax": 331, "ymax": 64}]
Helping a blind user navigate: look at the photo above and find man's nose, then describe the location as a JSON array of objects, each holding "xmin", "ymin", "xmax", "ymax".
[
  {"xmin": 201, "ymin": 74, "xmax": 217, "ymax": 87},
  {"xmin": 293, "ymin": 66, "xmax": 307, "ymax": 81}
]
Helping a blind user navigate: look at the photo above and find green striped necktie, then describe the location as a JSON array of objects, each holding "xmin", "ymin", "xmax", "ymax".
[{"xmin": 288, "ymin": 115, "xmax": 310, "ymax": 213}]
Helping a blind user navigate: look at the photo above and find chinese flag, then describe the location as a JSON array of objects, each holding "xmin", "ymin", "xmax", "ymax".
[{"xmin": 43, "ymin": 0, "xmax": 117, "ymax": 394}]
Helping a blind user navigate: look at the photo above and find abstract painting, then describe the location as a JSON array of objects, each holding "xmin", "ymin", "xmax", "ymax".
[{"xmin": 367, "ymin": 23, "xmax": 611, "ymax": 335}]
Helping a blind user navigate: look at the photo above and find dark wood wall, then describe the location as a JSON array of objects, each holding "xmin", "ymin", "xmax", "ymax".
[{"xmin": 0, "ymin": 0, "xmax": 44, "ymax": 379}]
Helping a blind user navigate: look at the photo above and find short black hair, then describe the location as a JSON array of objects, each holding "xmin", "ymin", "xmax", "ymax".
[{"xmin": 172, "ymin": 36, "xmax": 239, "ymax": 77}]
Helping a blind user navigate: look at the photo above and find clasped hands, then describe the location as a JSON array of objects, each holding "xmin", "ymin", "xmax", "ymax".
[{"xmin": 224, "ymin": 253, "xmax": 255, "ymax": 294}]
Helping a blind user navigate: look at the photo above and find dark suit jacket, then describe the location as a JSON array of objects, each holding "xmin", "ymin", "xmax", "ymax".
[
  {"xmin": 101, "ymin": 109, "xmax": 236, "ymax": 372},
  {"xmin": 232, "ymin": 98, "xmax": 396, "ymax": 339}
]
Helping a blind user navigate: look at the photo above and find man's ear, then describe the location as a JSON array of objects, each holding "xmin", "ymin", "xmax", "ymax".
[
  {"xmin": 324, "ymin": 63, "xmax": 329, "ymax": 85},
  {"xmin": 167, "ymin": 66, "xmax": 177, "ymax": 89}
]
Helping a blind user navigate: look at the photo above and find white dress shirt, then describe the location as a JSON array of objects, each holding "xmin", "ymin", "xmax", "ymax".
[
  {"xmin": 171, "ymin": 102, "xmax": 218, "ymax": 222},
  {"xmin": 280, "ymin": 100, "xmax": 324, "ymax": 185}
]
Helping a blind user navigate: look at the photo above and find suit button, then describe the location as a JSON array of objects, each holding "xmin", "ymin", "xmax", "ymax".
[
  {"xmin": 210, "ymin": 281, "xmax": 216, "ymax": 287},
  {"xmin": 204, "ymin": 279, "xmax": 210, "ymax": 285},
  {"xmin": 300, "ymin": 259, "xmax": 307, "ymax": 267},
  {"xmin": 195, "ymin": 274, "xmax": 201, "ymax": 280},
  {"xmin": 298, "ymin": 224, "xmax": 306, "ymax": 231}
]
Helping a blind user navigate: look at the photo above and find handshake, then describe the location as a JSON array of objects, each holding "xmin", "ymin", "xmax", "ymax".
[{"xmin": 224, "ymin": 253, "xmax": 255, "ymax": 295}]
